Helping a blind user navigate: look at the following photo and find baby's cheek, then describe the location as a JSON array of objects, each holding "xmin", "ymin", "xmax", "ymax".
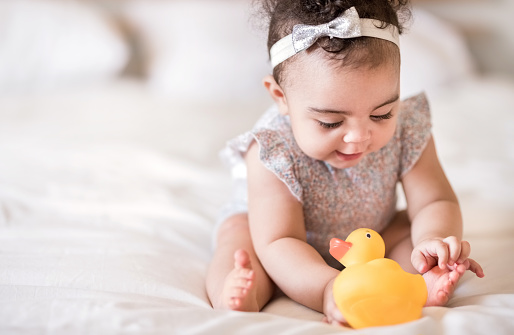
[
  {"xmin": 299, "ymin": 135, "xmax": 333, "ymax": 160},
  {"xmin": 298, "ymin": 141, "xmax": 323, "ymax": 160},
  {"xmin": 290, "ymin": 125, "xmax": 326, "ymax": 158},
  {"xmin": 375, "ymin": 124, "xmax": 397, "ymax": 150}
]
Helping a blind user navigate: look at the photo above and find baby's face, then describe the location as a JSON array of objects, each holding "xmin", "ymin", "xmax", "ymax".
[{"xmin": 279, "ymin": 53, "xmax": 400, "ymax": 169}]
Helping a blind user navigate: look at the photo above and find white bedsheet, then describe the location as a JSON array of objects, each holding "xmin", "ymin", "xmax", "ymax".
[{"xmin": 0, "ymin": 77, "xmax": 513, "ymax": 334}]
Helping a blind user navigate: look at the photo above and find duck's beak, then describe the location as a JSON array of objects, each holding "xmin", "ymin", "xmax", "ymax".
[{"xmin": 330, "ymin": 238, "xmax": 352, "ymax": 261}]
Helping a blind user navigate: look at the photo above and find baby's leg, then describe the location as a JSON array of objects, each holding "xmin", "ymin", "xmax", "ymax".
[
  {"xmin": 381, "ymin": 211, "xmax": 465, "ymax": 306},
  {"xmin": 206, "ymin": 213, "xmax": 274, "ymax": 311}
]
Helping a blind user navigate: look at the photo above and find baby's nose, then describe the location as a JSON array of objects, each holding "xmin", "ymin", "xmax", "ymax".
[{"xmin": 343, "ymin": 126, "xmax": 370, "ymax": 144}]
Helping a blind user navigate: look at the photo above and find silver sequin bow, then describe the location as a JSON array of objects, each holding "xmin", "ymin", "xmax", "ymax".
[{"xmin": 292, "ymin": 7, "xmax": 361, "ymax": 53}]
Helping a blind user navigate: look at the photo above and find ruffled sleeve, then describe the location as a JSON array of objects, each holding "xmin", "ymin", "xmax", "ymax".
[
  {"xmin": 219, "ymin": 106, "xmax": 304, "ymax": 202},
  {"xmin": 253, "ymin": 129, "xmax": 303, "ymax": 202},
  {"xmin": 398, "ymin": 93, "xmax": 432, "ymax": 178}
]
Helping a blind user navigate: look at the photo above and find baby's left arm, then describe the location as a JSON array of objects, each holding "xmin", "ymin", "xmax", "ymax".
[{"xmin": 402, "ymin": 136, "xmax": 484, "ymax": 277}]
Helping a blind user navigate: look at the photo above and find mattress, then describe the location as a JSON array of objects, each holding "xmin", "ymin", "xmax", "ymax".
[{"xmin": 0, "ymin": 77, "xmax": 513, "ymax": 334}]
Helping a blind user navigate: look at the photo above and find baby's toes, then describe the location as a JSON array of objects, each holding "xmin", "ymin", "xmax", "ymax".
[
  {"xmin": 231, "ymin": 286, "xmax": 248, "ymax": 300},
  {"xmin": 235, "ymin": 277, "xmax": 252, "ymax": 289},
  {"xmin": 448, "ymin": 267, "xmax": 464, "ymax": 285},
  {"xmin": 455, "ymin": 263, "xmax": 467, "ymax": 274},
  {"xmin": 229, "ymin": 297, "xmax": 242, "ymax": 309},
  {"xmin": 236, "ymin": 268, "xmax": 254, "ymax": 281}
]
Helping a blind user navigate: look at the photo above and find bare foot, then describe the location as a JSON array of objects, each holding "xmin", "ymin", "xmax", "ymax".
[
  {"xmin": 423, "ymin": 263, "xmax": 466, "ymax": 306},
  {"xmin": 220, "ymin": 249, "xmax": 259, "ymax": 311}
]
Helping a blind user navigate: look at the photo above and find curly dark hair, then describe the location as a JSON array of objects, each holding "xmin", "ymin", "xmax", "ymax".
[{"xmin": 256, "ymin": 0, "xmax": 411, "ymax": 85}]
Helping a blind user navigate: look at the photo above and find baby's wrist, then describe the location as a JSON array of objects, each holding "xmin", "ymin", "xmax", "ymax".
[
  {"xmin": 413, "ymin": 235, "xmax": 443, "ymax": 248},
  {"xmin": 322, "ymin": 277, "xmax": 336, "ymax": 310}
]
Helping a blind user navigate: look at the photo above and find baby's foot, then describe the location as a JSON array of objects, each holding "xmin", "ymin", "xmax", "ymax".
[
  {"xmin": 423, "ymin": 263, "xmax": 466, "ymax": 306},
  {"xmin": 220, "ymin": 249, "xmax": 258, "ymax": 312}
]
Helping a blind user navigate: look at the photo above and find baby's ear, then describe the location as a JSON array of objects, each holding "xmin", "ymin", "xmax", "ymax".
[{"xmin": 263, "ymin": 75, "xmax": 289, "ymax": 115}]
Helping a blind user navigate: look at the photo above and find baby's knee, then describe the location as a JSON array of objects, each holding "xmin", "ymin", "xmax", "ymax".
[
  {"xmin": 389, "ymin": 210, "xmax": 411, "ymax": 235},
  {"xmin": 383, "ymin": 210, "xmax": 412, "ymax": 253},
  {"xmin": 217, "ymin": 213, "xmax": 250, "ymax": 240}
]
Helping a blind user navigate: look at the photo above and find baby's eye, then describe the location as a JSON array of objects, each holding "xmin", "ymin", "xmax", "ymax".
[
  {"xmin": 370, "ymin": 111, "xmax": 393, "ymax": 121},
  {"xmin": 318, "ymin": 120, "xmax": 343, "ymax": 129}
]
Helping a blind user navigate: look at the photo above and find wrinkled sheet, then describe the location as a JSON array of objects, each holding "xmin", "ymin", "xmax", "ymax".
[{"xmin": 0, "ymin": 78, "xmax": 513, "ymax": 334}]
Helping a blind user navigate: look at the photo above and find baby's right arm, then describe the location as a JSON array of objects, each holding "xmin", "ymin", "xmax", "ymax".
[{"xmin": 245, "ymin": 142, "xmax": 340, "ymax": 314}]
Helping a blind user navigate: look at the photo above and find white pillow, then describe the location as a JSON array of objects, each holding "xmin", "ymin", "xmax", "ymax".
[
  {"xmin": 123, "ymin": 0, "xmax": 271, "ymax": 103},
  {"xmin": 400, "ymin": 8, "xmax": 477, "ymax": 98},
  {"xmin": 0, "ymin": 0, "xmax": 129, "ymax": 94}
]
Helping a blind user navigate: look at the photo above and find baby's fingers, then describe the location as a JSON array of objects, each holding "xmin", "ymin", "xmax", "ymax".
[
  {"xmin": 329, "ymin": 309, "xmax": 346, "ymax": 326},
  {"xmin": 456, "ymin": 240, "xmax": 471, "ymax": 264},
  {"xmin": 411, "ymin": 250, "xmax": 428, "ymax": 273},
  {"xmin": 466, "ymin": 258, "xmax": 485, "ymax": 278},
  {"xmin": 411, "ymin": 249, "xmax": 439, "ymax": 274},
  {"xmin": 323, "ymin": 303, "xmax": 347, "ymax": 327},
  {"xmin": 431, "ymin": 240, "xmax": 449, "ymax": 269},
  {"xmin": 443, "ymin": 236, "xmax": 462, "ymax": 266}
]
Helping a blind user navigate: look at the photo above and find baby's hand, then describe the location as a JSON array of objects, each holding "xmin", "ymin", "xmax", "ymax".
[
  {"xmin": 322, "ymin": 277, "xmax": 347, "ymax": 327},
  {"xmin": 411, "ymin": 236, "xmax": 484, "ymax": 277}
]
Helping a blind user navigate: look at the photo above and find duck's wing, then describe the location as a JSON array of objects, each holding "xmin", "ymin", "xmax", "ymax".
[{"xmin": 346, "ymin": 296, "xmax": 423, "ymax": 329}]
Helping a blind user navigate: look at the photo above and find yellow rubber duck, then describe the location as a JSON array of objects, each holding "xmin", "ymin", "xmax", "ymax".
[{"xmin": 330, "ymin": 228, "xmax": 427, "ymax": 329}]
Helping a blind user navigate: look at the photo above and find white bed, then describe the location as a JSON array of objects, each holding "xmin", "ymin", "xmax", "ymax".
[{"xmin": 1, "ymin": 1, "xmax": 513, "ymax": 334}]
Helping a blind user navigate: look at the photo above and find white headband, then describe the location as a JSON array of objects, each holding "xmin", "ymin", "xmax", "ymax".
[{"xmin": 269, "ymin": 7, "xmax": 400, "ymax": 68}]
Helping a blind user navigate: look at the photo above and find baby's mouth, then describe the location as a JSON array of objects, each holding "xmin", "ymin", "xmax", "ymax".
[{"xmin": 336, "ymin": 151, "xmax": 363, "ymax": 161}]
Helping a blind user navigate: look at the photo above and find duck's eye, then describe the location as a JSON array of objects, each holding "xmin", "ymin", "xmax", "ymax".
[{"xmin": 366, "ymin": 233, "xmax": 371, "ymax": 239}]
